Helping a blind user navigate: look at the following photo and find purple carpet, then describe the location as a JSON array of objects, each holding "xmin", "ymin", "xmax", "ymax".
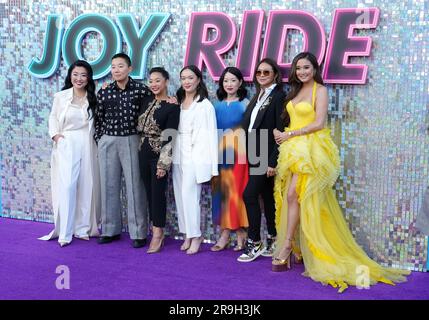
[{"xmin": 0, "ymin": 217, "xmax": 427, "ymax": 300}]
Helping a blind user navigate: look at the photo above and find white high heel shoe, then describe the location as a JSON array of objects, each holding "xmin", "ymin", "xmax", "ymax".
[{"xmin": 75, "ymin": 235, "xmax": 89, "ymax": 241}]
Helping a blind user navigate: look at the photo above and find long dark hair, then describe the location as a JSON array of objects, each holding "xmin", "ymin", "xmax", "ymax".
[
  {"xmin": 217, "ymin": 67, "xmax": 247, "ymax": 101},
  {"xmin": 62, "ymin": 60, "xmax": 97, "ymax": 119},
  {"xmin": 281, "ymin": 52, "xmax": 324, "ymax": 121},
  {"xmin": 253, "ymin": 58, "xmax": 283, "ymax": 94},
  {"xmin": 176, "ymin": 65, "xmax": 208, "ymax": 104}
]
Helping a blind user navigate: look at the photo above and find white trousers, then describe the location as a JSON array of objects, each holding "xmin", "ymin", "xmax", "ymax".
[
  {"xmin": 172, "ymin": 163, "xmax": 202, "ymax": 238},
  {"xmin": 41, "ymin": 129, "xmax": 94, "ymax": 243}
]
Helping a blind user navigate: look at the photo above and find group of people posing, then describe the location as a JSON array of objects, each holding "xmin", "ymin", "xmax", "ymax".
[{"xmin": 39, "ymin": 52, "xmax": 410, "ymax": 292}]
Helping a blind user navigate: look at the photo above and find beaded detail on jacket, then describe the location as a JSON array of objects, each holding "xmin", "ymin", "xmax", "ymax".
[{"xmin": 137, "ymin": 99, "xmax": 162, "ymax": 153}]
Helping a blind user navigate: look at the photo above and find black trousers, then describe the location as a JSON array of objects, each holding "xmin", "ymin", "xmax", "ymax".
[
  {"xmin": 243, "ymin": 172, "xmax": 277, "ymax": 242},
  {"xmin": 139, "ymin": 150, "xmax": 168, "ymax": 228}
]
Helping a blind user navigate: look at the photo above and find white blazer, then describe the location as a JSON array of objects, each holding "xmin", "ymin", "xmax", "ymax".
[
  {"xmin": 174, "ymin": 97, "xmax": 219, "ymax": 184},
  {"xmin": 48, "ymin": 87, "xmax": 100, "ymax": 235}
]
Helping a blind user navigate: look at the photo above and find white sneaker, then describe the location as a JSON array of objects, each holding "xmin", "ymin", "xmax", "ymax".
[
  {"xmin": 237, "ymin": 240, "xmax": 264, "ymax": 262},
  {"xmin": 261, "ymin": 235, "xmax": 276, "ymax": 257}
]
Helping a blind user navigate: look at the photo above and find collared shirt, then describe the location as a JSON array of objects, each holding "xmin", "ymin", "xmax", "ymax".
[
  {"xmin": 248, "ymin": 83, "xmax": 277, "ymax": 132},
  {"xmin": 94, "ymin": 77, "xmax": 152, "ymax": 141}
]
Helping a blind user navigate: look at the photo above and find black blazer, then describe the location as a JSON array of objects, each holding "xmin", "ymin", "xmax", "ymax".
[{"xmin": 241, "ymin": 85, "xmax": 287, "ymax": 169}]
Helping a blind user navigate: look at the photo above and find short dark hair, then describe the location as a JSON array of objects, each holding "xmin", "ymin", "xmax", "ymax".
[
  {"xmin": 253, "ymin": 58, "xmax": 283, "ymax": 91},
  {"xmin": 217, "ymin": 67, "xmax": 247, "ymax": 101},
  {"xmin": 111, "ymin": 53, "xmax": 131, "ymax": 66},
  {"xmin": 149, "ymin": 67, "xmax": 169, "ymax": 80},
  {"xmin": 176, "ymin": 65, "xmax": 209, "ymax": 104}
]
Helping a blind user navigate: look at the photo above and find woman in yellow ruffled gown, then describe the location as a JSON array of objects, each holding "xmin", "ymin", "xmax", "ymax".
[{"xmin": 272, "ymin": 52, "xmax": 410, "ymax": 292}]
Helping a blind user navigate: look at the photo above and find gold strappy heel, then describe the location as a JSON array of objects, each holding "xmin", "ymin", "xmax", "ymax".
[
  {"xmin": 233, "ymin": 229, "xmax": 247, "ymax": 251},
  {"xmin": 272, "ymin": 238, "xmax": 294, "ymax": 272},
  {"xmin": 180, "ymin": 238, "xmax": 191, "ymax": 251}
]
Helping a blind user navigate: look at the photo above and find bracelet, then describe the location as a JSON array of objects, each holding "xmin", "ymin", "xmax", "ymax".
[{"xmin": 299, "ymin": 128, "xmax": 308, "ymax": 135}]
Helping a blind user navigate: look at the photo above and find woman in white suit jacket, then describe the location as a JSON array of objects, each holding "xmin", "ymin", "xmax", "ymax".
[
  {"xmin": 173, "ymin": 65, "xmax": 218, "ymax": 254},
  {"xmin": 39, "ymin": 60, "xmax": 100, "ymax": 246}
]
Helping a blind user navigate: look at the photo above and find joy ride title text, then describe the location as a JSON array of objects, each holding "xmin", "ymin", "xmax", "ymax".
[{"xmin": 29, "ymin": 8, "xmax": 380, "ymax": 84}]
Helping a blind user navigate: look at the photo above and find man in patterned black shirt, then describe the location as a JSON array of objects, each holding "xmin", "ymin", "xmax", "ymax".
[{"xmin": 95, "ymin": 53, "xmax": 152, "ymax": 248}]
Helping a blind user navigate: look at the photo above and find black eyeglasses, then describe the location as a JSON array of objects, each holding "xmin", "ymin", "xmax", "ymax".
[{"xmin": 255, "ymin": 70, "xmax": 272, "ymax": 77}]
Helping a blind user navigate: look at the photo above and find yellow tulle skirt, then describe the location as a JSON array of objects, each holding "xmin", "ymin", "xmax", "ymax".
[{"xmin": 274, "ymin": 128, "xmax": 410, "ymax": 293}]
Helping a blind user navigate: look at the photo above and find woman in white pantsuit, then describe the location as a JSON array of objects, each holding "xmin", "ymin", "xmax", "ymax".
[
  {"xmin": 39, "ymin": 60, "xmax": 100, "ymax": 247},
  {"xmin": 173, "ymin": 65, "xmax": 218, "ymax": 254}
]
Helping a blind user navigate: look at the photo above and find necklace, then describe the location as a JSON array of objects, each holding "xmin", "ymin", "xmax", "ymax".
[
  {"xmin": 73, "ymin": 94, "xmax": 86, "ymax": 100},
  {"xmin": 72, "ymin": 92, "xmax": 87, "ymax": 107}
]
